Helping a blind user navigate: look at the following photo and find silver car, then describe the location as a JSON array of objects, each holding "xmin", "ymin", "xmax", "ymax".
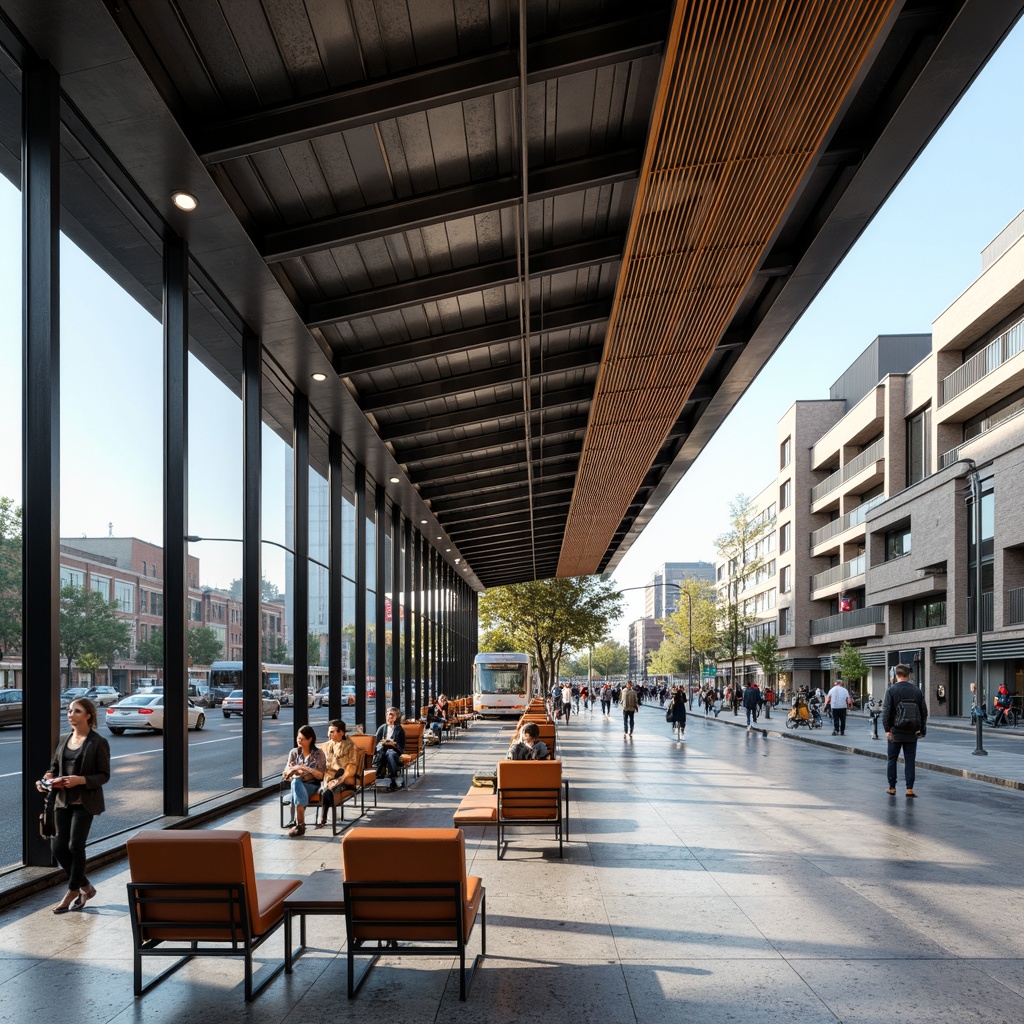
[
  {"xmin": 0, "ymin": 689, "xmax": 23, "ymax": 728},
  {"xmin": 221, "ymin": 689, "xmax": 281, "ymax": 719}
]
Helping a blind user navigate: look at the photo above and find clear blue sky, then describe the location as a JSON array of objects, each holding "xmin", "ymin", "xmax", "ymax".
[{"xmin": 608, "ymin": 14, "xmax": 1024, "ymax": 641}]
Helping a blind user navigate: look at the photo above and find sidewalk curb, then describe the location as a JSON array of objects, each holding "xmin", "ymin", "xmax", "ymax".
[{"xmin": 706, "ymin": 714, "xmax": 1024, "ymax": 792}]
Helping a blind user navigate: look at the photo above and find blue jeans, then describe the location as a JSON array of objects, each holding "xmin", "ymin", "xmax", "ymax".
[
  {"xmin": 290, "ymin": 778, "xmax": 318, "ymax": 807},
  {"xmin": 745, "ymin": 706, "xmax": 756, "ymax": 727},
  {"xmin": 623, "ymin": 710, "xmax": 635, "ymax": 734},
  {"xmin": 887, "ymin": 738, "xmax": 918, "ymax": 789}
]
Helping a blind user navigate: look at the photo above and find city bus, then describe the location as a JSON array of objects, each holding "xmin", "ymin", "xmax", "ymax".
[
  {"xmin": 207, "ymin": 661, "xmax": 329, "ymax": 707},
  {"xmin": 472, "ymin": 652, "xmax": 536, "ymax": 717}
]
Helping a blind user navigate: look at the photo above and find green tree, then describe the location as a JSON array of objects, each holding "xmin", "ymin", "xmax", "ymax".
[
  {"xmin": 833, "ymin": 641, "xmax": 869, "ymax": 690},
  {"xmin": 590, "ymin": 639, "xmax": 628, "ymax": 678},
  {"xmin": 308, "ymin": 631, "xmax": 323, "ymax": 666},
  {"xmin": 478, "ymin": 576, "xmax": 623, "ymax": 692},
  {"xmin": 648, "ymin": 578, "xmax": 718, "ymax": 678},
  {"xmin": 715, "ymin": 494, "xmax": 773, "ymax": 689},
  {"xmin": 59, "ymin": 584, "xmax": 131, "ymax": 687},
  {"xmin": 751, "ymin": 633, "xmax": 782, "ymax": 688},
  {"xmin": 135, "ymin": 627, "xmax": 164, "ymax": 671},
  {"xmin": 0, "ymin": 497, "xmax": 21, "ymax": 660},
  {"xmin": 189, "ymin": 625, "xmax": 224, "ymax": 666},
  {"xmin": 478, "ymin": 626, "xmax": 518, "ymax": 653},
  {"xmin": 229, "ymin": 575, "xmax": 282, "ymax": 603},
  {"xmin": 76, "ymin": 652, "xmax": 101, "ymax": 683}
]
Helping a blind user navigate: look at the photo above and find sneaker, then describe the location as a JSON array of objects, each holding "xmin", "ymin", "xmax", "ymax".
[
  {"xmin": 886, "ymin": 788, "xmax": 896, "ymax": 795},
  {"xmin": 906, "ymin": 789, "xmax": 917, "ymax": 798},
  {"xmin": 831, "ymin": 730, "xmax": 838, "ymax": 736},
  {"xmin": 388, "ymin": 781, "xmax": 398, "ymax": 792}
]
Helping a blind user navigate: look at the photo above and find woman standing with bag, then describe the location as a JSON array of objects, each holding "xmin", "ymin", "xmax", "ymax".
[
  {"xmin": 667, "ymin": 685, "xmax": 687, "ymax": 739},
  {"xmin": 36, "ymin": 697, "xmax": 111, "ymax": 914}
]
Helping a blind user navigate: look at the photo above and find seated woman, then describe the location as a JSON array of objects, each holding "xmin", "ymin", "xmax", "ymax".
[
  {"xmin": 508, "ymin": 721, "xmax": 549, "ymax": 760},
  {"xmin": 317, "ymin": 719, "xmax": 359, "ymax": 827},
  {"xmin": 282, "ymin": 725, "xmax": 325, "ymax": 837},
  {"xmin": 427, "ymin": 694, "xmax": 449, "ymax": 742}
]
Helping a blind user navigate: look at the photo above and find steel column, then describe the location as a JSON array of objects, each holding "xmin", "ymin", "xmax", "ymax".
[
  {"xmin": 241, "ymin": 328, "xmax": 262, "ymax": 787},
  {"xmin": 292, "ymin": 390, "xmax": 309, "ymax": 732}
]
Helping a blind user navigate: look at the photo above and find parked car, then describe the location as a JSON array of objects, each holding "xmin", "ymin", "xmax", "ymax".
[
  {"xmin": 81, "ymin": 685, "xmax": 122, "ymax": 707},
  {"xmin": 221, "ymin": 689, "xmax": 280, "ymax": 719},
  {"xmin": 59, "ymin": 687, "xmax": 90, "ymax": 710},
  {"xmin": 105, "ymin": 695, "xmax": 206, "ymax": 734},
  {"xmin": 0, "ymin": 689, "xmax": 23, "ymax": 727}
]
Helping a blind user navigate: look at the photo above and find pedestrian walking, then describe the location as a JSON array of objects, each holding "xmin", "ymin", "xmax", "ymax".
[
  {"xmin": 825, "ymin": 677, "xmax": 851, "ymax": 736},
  {"xmin": 667, "ymin": 685, "xmax": 687, "ymax": 739},
  {"xmin": 742, "ymin": 681, "xmax": 761, "ymax": 730},
  {"xmin": 882, "ymin": 663, "xmax": 928, "ymax": 797},
  {"xmin": 622, "ymin": 681, "xmax": 639, "ymax": 738}
]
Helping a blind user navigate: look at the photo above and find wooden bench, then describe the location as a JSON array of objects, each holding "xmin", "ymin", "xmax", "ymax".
[
  {"xmin": 453, "ymin": 760, "xmax": 569, "ymax": 858},
  {"xmin": 126, "ymin": 829, "xmax": 301, "ymax": 1001},
  {"xmin": 342, "ymin": 827, "xmax": 486, "ymax": 1000}
]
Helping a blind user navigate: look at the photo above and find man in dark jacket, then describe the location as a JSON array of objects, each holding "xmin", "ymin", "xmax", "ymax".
[
  {"xmin": 373, "ymin": 707, "xmax": 406, "ymax": 791},
  {"xmin": 742, "ymin": 681, "xmax": 761, "ymax": 730},
  {"xmin": 881, "ymin": 664, "xmax": 928, "ymax": 797}
]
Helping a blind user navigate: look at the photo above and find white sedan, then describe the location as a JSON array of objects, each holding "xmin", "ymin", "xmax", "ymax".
[
  {"xmin": 105, "ymin": 695, "xmax": 206, "ymax": 735},
  {"xmin": 221, "ymin": 689, "xmax": 281, "ymax": 719}
]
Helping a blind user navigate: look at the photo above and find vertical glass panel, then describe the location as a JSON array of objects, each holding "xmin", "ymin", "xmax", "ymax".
[
  {"xmin": 342, "ymin": 455, "xmax": 356, "ymax": 707},
  {"xmin": 60, "ymin": 117, "xmax": 164, "ymax": 840},
  {"xmin": 384, "ymin": 509, "xmax": 393, "ymax": 706},
  {"xmin": 309, "ymin": 418, "xmax": 330, "ymax": 724},
  {"xmin": 187, "ymin": 277, "xmax": 245, "ymax": 803},
  {"xmin": 0, "ymin": 47, "xmax": 21, "ymax": 874},
  {"xmin": 261, "ymin": 371, "xmax": 293, "ymax": 781}
]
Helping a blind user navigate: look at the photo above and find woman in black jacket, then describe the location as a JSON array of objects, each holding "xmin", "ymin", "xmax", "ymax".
[
  {"xmin": 37, "ymin": 697, "xmax": 111, "ymax": 914},
  {"xmin": 668, "ymin": 686, "xmax": 687, "ymax": 739}
]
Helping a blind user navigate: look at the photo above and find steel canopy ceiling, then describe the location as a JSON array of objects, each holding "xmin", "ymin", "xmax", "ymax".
[{"xmin": 10, "ymin": 0, "xmax": 1022, "ymax": 589}]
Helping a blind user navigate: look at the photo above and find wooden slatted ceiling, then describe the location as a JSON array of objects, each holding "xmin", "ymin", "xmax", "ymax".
[{"xmin": 558, "ymin": 0, "xmax": 899, "ymax": 577}]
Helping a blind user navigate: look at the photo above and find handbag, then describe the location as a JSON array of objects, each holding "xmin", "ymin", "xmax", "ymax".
[
  {"xmin": 39, "ymin": 789, "xmax": 56, "ymax": 839},
  {"xmin": 665, "ymin": 708, "xmax": 672, "ymax": 721}
]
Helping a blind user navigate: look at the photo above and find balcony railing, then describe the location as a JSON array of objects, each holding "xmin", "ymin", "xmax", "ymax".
[
  {"xmin": 809, "ymin": 605, "xmax": 884, "ymax": 637},
  {"xmin": 939, "ymin": 314, "xmax": 1024, "ymax": 406},
  {"xmin": 809, "ymin": 553, "xmax": 866, "ymax": 594},
  {"xmin": 808, "ymin": 494, "xmax": 887, "ymax": 550},
  {"xmin": 966, "ymin": 592, "xmax": 994, "ymax": 632},
  {"xmin": 810, "ymin": 438, "xmax": 885, "ymax": 504},
  {"xmin": 1008, "ymin": 587, "xmax": 1024, "ymax": 626},
  {"xmin": 940, "ymin": 394, "xmax": 1024, "ymax": 468}
]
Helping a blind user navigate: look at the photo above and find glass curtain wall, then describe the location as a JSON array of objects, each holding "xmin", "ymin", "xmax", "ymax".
[
  {"xmin": 342, "ymin": 454, "xmax": 356, "ymax": 716},
  {"xmin": 384, "ymin": 508, "xmax": 393, "ymax": 712},
  {"xmin": 308, "ymin": 417, "xmax": 330, "ymax": 721},
  {"xmin": 261, "ymin": 371, "xmax": 294, "ymax": 781},
  {"xmin": 366, "ymin": 474, "xmax": 377, "ymax": 730},
  {"xmin": 59, "ymin": 114, "xmax": 165, "ymax": 839},
  {"xmin": 186, "ymin": 281, "xmax": 246, "ymax": 803},
  {"xmin": 0, "ymin": 43, "xmax": 21, "ymax": 873}
]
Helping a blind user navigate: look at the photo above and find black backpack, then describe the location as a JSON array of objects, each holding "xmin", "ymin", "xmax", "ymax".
[{"xmin": 894, "ymin": 699, "xmax": 922, "ymax": 732}]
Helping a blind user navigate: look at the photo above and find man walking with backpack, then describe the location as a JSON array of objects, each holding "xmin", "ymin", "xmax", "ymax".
[{"xmin": 881, "ymin": 663, "xmax": 927, "ymax": 797}]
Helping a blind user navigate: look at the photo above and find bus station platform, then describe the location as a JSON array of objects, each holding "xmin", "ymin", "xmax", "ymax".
[{"xmin": 0, "ymin": 710, "xmax": 1021, "ymax": 1023}]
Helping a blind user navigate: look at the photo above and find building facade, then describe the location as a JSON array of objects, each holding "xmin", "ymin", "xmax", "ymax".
[
  {"xmin": 645, "ymin": 562, "xmax": 716, "ymax": 619},
  {"xmin": 628, "ymin": 616, "xmax": 665, "ymax": 683}
]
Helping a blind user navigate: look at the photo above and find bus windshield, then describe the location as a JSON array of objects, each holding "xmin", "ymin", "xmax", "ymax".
[{"xmin": 475, "ymin": 664, "xmax": 527, "ymax": 695}]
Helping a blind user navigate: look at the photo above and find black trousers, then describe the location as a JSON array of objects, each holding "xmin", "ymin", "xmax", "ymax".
[{"xmin": 52, "ymin": 805, "xmax": 94, "ymax": 891}]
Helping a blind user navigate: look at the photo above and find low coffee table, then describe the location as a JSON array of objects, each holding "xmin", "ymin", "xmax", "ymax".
[{"xmin": 283, "ymin": 868, "xmax": 345, "ymax": 972}]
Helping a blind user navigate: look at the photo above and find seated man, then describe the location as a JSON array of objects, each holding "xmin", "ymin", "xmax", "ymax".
[
  {"xmin": 317, "ymin": 719, "xmax": 359, "ymax": 827},
  {"xmin": 373, "ymin": 707, "xmax": 406, "ymax": 791},
  {"xmin": 992, "ymin": 684, "xmax": 1013, "ymax": 727},
  {"xmin": 508, "ymin": 721, "xmax": 549, "ymax": 760},
  {"xmin": 426, "ymin": 694, "xmax": 448, "ymax": 743}
]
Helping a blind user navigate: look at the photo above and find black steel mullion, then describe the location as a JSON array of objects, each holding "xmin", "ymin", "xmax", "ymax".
[
  {"xmin": 404, "ymin": 517, "xmax": 413, "ymax": 718},
  {"xmin": 429, "ymin": 548, "xmax": 436, "ymax": 702},
  {"xmin": 21, "ymin": 59, "xmax": 61, "ymax": 868},
  {"xmin": 413, "ymin": 534, "xmax": 422, "ymax": 717},
  {"xmin": 163, "ymin": 232, "xmax": 188, "ymax": 816},
  {"xmin": 391, "ymin": 510, "xmax": 402, "ymax": 718},
  {"xmin": 242, "ymin": 329, "xmax": 262, "ymax": 787},
  {"xmin": 375, "ymin": 485, "xmax": 387, "ymax": 724},
  {"xmin": 328, "ymin": 432, "xmax": 343, "ymax": 722},
  {"xmin": 292, "ymin": 390, "xmax": 309, "ymax": 733},
  {"xmin": 354, "ymin": 463, "xmax": 367, "ymax": 727}
]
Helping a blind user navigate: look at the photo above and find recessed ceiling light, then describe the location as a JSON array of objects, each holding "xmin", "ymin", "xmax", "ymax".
[
  {"xmin": 171, "ymin": 190, "xmax": 198, "ymax": 212},
  {"xmin": 420, "ymin": 519, "xmax": 427, "ymax": 525},
  {"xmin": 311, "ymin": 372, "xmax": 327, "ymax": 382},
  {"xmin": 390, "ymin": 476, "xmax": 400, "ymax": 484}
]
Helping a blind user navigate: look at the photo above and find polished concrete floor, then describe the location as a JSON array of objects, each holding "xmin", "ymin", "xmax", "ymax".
[{"xmin": 1, "ymin": 708, "xmax": 1023, "ymax": 1023}]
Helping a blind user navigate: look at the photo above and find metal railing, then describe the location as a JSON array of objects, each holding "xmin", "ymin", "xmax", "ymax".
[
  {"xmin": 940, "ymin": 395, "xmax": 1024, "ymax": 468},
  {"xmin": 809, "ymin": 605, "xmax": 884, "ymax": 637},
  {"xmin": 809, "ymin": 553, "xmax": 866, "ymax": 594},
  {"xmin": 810, "ymin": 438, "xmax": 885, "ymax": 504},
  {"xmin": 966, "ymin": 592, "xmax": 994, "ymax": 632},
  {"xmin": 808, "ymin": 494, "xmax": 887, "ymax": 550},
  {"xmin": 1008, "ymin": 587, "xmax": 1024, "ymax": 626},
  {"xmin": 939, "ymin": 315, "xmax": 1024, "ymax": 405}
]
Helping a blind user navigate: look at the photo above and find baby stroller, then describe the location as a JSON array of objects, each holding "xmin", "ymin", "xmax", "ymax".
[{"xmin": 785, "ymin": 693, "xmax": 823, "ymax": 730}]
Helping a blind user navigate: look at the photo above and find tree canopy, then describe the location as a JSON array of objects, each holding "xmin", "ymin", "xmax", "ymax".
[
  {"xmin": 478, "ymin": 576, "xmax": 623, "ymax": 691},
  {"xmin": 0, "ymin": 497, "xmax": 21, "ymax": 661},
  {"xmin": 590, "ymin": 639, "xmax": 628, "ymax": 677},
  {"xmin": 189, "ymin": 625, "xmax": 225, "ymax": 666},
  {"xmin": 833, "ymin": 641, "xmax": 869, "ymax": 684},
  {"xmin": 58, "ymin": 584, "xmax": 132, "ymax": 686},
  {"xmin": 647, "ymin": 577, "xmax": 718, "ymax": 677}
]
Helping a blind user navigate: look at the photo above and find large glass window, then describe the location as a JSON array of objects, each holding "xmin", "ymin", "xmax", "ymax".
[
  {"xmin": 906, "ymin": 406, "xmax": 931, "ymax": 486},
  {"xmin": 885, "ymin": 525, "xmax": 911, "ymax": 560},
  {"xmin": 308, "ymin": 419, "xmax": 330, "ymax": 721},
  {"xmin": 187, "ymin": 276, "xmax": 245, "ymax": 806},
  {"xmin": 60, "ymin": 117, "xmax": 165, "ymax": 839},
  {"xmin": 0, "ymin": 44, "xmax": 21, "ymax": 874}
]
